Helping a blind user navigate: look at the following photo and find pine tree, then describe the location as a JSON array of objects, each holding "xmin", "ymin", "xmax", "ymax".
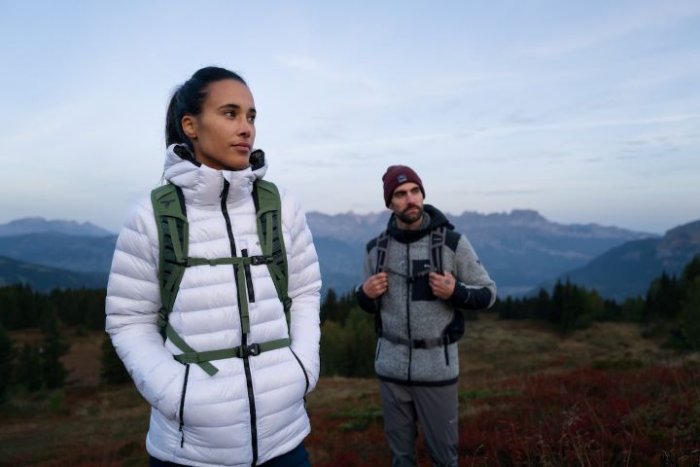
[
  {"xmin": 16, "ymin": 343, "xmax": 43, "ymax": 392},
  {"xmin": 0, "ymin": 323, "xmax": 14, "ymax": 403},
  {"xmin": 40, "ymin": 311, "xmax": 69, "ymax": 389},
  {"xmin": 679, "ymin": 278, "xmax": 700, "ymax": 350},
  {"xmin": 320, "ymin": 288, "xmax": 338, "ymax": 324},
  {"xmin": 100, "ymin": 335, "xmax": 131, "ymax": 385}
]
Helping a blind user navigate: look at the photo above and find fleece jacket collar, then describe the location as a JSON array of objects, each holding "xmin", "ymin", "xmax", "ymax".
[{"xmin": 386, "ymin": 204, "xmax": 454, "ymax": 244}]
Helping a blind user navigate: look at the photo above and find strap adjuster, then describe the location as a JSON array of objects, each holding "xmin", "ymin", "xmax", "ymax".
[
  {"xmin": 236, "ymin": 343, "xmax": 261, "ymax": 357},
  {"xmin": 250, "ymin": 255, "xmax": 273, "ymax": 265},
  {"xmin": 412, "ymin": 339, "xmax": 427, "ymax": 349}
]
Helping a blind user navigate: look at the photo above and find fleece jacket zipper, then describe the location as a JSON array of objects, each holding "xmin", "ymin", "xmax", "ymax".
[
  {"xmin": 221, "ymin": 180, "xmax": 259, "ymax": 465},
  {"xmin": 405, "ymin": 242, "xmax": 412, "ymax": 383}
]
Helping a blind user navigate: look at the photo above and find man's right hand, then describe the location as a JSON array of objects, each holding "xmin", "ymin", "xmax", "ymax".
[{"xmin": 362, "ymin": 272, "xmax": 388, "ymax": 299}]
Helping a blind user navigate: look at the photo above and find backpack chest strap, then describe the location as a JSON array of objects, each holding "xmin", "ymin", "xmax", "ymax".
[
  {"xmin": 165, "ymin": 323, "xmax": 291, "ymax": 376},
  {"xmin": 178, "ymin": 255, "xmax": 273, "ymax": 267},
  {"xmin": 380, "ymin": 329, "xmax": 455, "ymax": 349}
]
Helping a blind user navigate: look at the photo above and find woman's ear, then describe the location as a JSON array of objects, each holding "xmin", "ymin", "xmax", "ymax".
[{"xmin": 181, "ymin": 115, "xmax": 197, "ymax": 139}]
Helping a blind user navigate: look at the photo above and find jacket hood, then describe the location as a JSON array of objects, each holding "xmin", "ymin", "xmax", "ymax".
[
  {"xmin": 162, "ymin": 144, "xmax": 268, "ymax": 207},
  {"xmin": 386, "ymin": 204, "xmax": 454, "ymax": 243}
]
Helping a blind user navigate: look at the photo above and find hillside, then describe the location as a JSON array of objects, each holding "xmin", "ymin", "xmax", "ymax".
[
  {"xmin": 550, "ymin": 219, "xmax": 700, "ymax": 300},
  {"xmin": 0, "ymin": 256, "xmax": 108, "ymax": 291},
  {"xmin": 2, "ymin": 316, "xmax": 698, "ymax": 465},
  {"xmin": 0, "ymin": 232, "xmax": 117, "ymax": 274}
]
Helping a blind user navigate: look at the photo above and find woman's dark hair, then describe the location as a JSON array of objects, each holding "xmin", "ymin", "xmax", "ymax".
[{"xmin": 165, "ymin": 66, "xmax": 247, "ymax": 150}]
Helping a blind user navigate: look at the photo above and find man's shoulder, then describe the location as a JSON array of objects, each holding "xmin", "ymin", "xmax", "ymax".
[
  {"xmin": 443, "ymin": 227, "xmax": 462, "ymax": 252},
  {"xmin": 365, "ymin": 230, "xmax": 389, "ymax": 253}
]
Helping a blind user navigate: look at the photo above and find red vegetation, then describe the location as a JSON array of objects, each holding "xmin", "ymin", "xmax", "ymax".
[
  {"xmin": 460, "ymin": 366, "xmax": 700, "ymax": 466},
  {"xmin": 303, "ymin": 365, "xmax": 700, "ymax": 466}
]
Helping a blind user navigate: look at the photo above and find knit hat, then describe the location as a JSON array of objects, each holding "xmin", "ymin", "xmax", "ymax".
[{"xmin": 382, "ymin": 165, "xmax": 425, "ymax": 207}]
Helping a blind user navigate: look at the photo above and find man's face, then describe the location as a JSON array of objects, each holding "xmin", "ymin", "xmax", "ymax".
[{"xmin": 389, "ymin": 182, "xmax": 424, "ymax": 227}]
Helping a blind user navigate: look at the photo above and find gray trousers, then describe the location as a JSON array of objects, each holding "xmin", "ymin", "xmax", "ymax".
[{"xmin": 379, "ymin": 380, "xmax": 459, "ymax": 467}]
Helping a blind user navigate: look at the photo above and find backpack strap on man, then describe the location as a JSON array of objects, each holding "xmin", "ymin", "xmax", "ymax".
[
  {"xmin": 374, "ymin": 225, "xmax": 466, "ymax": 346},
  {"xmin": 429, "ymin": 226, "xmax": 446, "ymax": 274},
  {"xmin": 375, "ymin": 230, "xmax": 389, "ymax": 274}
]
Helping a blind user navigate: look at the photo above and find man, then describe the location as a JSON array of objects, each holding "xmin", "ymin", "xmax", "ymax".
[{"xmin": 355, "ymin": 165, "xmax": 496, "ymax": 467}]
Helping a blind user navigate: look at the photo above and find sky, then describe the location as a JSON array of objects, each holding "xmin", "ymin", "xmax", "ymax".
[{"xmin": 1, "ymin": 1, "xmax": 699, "ymax": 234}]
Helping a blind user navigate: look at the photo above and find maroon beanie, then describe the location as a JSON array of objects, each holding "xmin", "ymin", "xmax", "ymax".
[{"xmin": 382, "ymin": 165, "xmax": 425, "ymax": 207}]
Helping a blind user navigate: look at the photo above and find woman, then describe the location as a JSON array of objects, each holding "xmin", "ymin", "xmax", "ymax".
[{"xmin": 106, "ymin": 66, "xmax": 321, "ymax": 466}]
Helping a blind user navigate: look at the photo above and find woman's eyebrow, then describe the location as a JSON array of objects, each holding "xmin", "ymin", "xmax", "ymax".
[{"xmin": 218, "ymin": 103, "xmax": 241, "ymax": 111}]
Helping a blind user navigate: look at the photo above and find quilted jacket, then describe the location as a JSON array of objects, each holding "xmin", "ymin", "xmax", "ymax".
[{"xmin": 106, "ymin": 145, "xmax": 321, "ymax": 466}]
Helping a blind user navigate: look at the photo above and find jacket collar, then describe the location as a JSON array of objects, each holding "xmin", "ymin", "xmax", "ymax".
[
  {"xmin": 162, "ymin": 144, "xmax": 268, "ymax": 207},
  {"xmin": 386, "ymin": 204, "xmax": 454, "ymax": 244}
]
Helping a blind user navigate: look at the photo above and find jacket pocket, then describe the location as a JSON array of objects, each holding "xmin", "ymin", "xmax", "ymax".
[{"xmin": 290, "ymin": 349, "xmax": 310, "ymax": 396}]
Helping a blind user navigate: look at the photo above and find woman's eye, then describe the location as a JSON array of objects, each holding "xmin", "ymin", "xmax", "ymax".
[{"xmin": 248, "ymin": 115, "xmax": 256, "ymax": 123}]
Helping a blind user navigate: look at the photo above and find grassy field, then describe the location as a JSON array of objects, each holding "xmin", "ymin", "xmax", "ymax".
[{"xmin": 2, "ymin": 314, "xmax": 699, "ymax": 466}]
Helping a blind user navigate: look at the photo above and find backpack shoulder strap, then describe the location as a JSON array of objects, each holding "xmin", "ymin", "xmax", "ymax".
[
  {"xmin": 252, "ymin": 180, "xmax": 291, "ymax": 325},
  {"xmin": 375, "ymin": 230, "xmax": 389, "ymax": 274},
  {"xmin": 151, "ymin": 183, "xmax": 189, "ymax": 326},
  {"xmin": 429, "ymin": 226, "xmax": 447, "ymax": 274}
]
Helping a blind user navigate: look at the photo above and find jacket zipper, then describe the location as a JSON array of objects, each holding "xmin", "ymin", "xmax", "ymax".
[
  {"xmin": 221, "ymin": 180, "xmax": 259, "ymax": 465},
  {"xmin": 179, "ymin": 363, "xmax": 191, "ymax": 447},
  {"xmin": 405, "ymin": 242, "xmax": 412, "ymax": 383}
]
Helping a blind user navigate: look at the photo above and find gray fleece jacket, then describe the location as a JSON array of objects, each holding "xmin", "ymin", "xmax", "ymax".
[{"xmin": 356, "ymin": 205, "xmax": 496, "ymax": 385}]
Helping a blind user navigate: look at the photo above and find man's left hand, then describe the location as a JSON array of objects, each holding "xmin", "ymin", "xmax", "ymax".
[{"xmin": 429, "ymin": 271, "xmax": 456, "ymax": 300}]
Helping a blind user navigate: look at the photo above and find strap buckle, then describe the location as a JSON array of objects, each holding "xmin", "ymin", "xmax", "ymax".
[
  {"xmin": 412, "ymin": 339, "xmax": 427, "ymax": 349},
  {"xmin": 237, "ymin": 343, "xmax": 261, "ymax": 357},
  {"xmin": 250, "ymin": 255, "xmax": 273, "ymax": 265}
]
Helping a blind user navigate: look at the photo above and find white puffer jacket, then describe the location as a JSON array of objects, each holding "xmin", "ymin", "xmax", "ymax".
[{"xmin": 106, "ymin": 146, "xmax": 321, "ymax": 466}]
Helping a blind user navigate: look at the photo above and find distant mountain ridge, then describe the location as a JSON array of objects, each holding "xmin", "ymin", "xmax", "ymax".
[
  {"xmin": 0, "ymin": 232, "xmax": 117, "ymax": 273},
  {"xmin": 0, "ymin": 256, "xmax": 108, "ymax": 291},
  {"xmin": 0, "ymin": 212, "xmax": 670, "ymax": 298},
  {"xmin": 550, "ymin": 220, "xmax": 700, "ymax": 300},
  {"xmin": 0, "ymin": 217, "xmax": 113, "ymax": 237},
  {"xmin": 307, "ymin": 209, "xmax": 655, "ymax": 297}
]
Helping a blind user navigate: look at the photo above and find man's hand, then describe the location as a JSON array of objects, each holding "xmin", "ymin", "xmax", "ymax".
[
  {"xmin": 429, "ymin": 271, "xmax": 456, "ymax": 300},
  {"xmin": 362, "ymin": 272, "xmax": 388, "ymax": 299}
]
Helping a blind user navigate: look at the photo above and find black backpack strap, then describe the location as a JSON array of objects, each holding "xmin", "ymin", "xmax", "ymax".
[
  {"xmin": 375, "ymin": 230, "xmax": 389, "ymax": 274},
  {"xmin": 429, "ymin": 226, "xmax": 446, "ymax": 275}
]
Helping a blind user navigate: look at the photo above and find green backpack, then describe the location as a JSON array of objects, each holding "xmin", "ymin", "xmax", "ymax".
[{"xmin": 151, "ymin": 179, "xmax": 291, "ymax": 376}]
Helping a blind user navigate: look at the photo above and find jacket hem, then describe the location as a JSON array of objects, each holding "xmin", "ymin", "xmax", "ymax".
[{"xmin": 376, "ymin": 374, "xmax": 459, "ymax": 387}]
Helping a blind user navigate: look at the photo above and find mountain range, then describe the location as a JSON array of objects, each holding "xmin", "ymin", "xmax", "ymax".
[
  {"xmin": 548, "ymin": 220, "xmax": 700, "ymax": 300},
  {"xmin": 1, "ymin": 212, "xmax": 698, "ymax": 301},
  {"xmin": 306, "ymin": 209, "xmax": 656, "ymax": 297},
  {"xmin": 0, "ymin": 255, "xmax": 107, "ymax": 291}
]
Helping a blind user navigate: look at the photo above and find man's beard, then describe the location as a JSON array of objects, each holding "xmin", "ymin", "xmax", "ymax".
[{"xmin": 396, "ymin": 205, "xmax": 424, "ymax": 225}]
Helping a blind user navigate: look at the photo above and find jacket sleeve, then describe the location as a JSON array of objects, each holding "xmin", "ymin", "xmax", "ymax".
[
  {"xmin": 105, "ymin": 198, "xmax": 184, "ymax": 420},
  {"xmin": 283, "ymin": 192, "xmax": 322, "ymax": 394},
  {"xmin": 449, "ymin": 235, "xmax": 497, "ymax": 310},
  {"xmin": 355, "ymin": 247, "xmax": 380, "ymax": 314}
]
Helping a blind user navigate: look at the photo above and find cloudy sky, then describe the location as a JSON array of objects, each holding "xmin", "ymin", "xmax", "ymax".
[{"xmin": 1, "ymin": 0, "xmax": 698, "ymax": 234}]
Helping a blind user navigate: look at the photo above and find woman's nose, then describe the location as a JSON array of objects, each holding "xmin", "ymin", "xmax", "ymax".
[{"xmin": 238, "ymin": 117, "xmax": 252, "ymax": 137}]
